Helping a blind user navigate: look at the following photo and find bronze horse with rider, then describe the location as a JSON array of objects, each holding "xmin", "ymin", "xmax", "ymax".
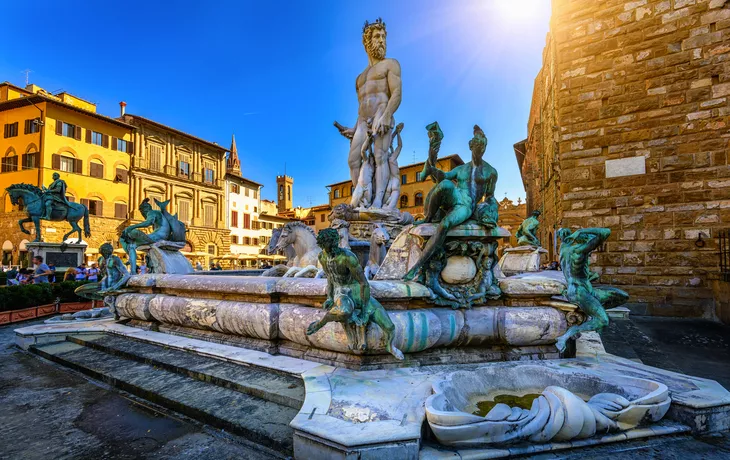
[{"xmin": 6, "ymin": 177, "xmax": 90, "ymax": 244}]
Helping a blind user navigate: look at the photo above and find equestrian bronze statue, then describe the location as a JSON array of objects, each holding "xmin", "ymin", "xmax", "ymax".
[{"xmin": 6, "ymin": 172, "xmax": 90, "ymax": 244}]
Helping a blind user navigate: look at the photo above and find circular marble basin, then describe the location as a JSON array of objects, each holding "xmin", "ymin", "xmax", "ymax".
[{"xmin": 425, "ymin": 364, "xmax": 670, "ymax": 446}]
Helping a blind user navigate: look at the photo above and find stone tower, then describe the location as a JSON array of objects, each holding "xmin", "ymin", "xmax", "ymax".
[
  {"xmin": 226, "ymin": 134, "xmax": 241, "ymax": 176},
  {"xmin": 276, "ymin": 175, "xmax": 293, "ymax": 213}
]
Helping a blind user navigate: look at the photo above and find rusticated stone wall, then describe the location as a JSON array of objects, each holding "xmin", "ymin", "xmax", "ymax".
[{"xmin": 519, "ymin": 0, "xmax": 730, "ymax": 317}]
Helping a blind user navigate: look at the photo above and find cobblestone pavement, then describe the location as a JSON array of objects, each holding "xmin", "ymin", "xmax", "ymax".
[
  {"xmin": 3, "ymin": 316, "xmax": 730, "ymax": 459},
  {"xmin": 602, "ymin": 315, "xmax": 730, "ymax": 389},
  {"xmin": 0, "ymin": 319, "xmax": 278, "ymax": 460}
]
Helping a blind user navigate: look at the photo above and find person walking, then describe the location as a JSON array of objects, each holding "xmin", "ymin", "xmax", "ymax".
[{"xmin": 32, "ymin": 256, "xmax": 52, "ymax": 284}]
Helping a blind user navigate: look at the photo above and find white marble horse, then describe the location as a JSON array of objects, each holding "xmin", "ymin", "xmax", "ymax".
[{"xmin": 274, "ymin": 222, "xmax": 322, "ymax": 278}]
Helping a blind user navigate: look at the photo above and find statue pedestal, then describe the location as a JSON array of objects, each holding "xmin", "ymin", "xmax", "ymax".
[
  {"xmin": 375, "ymin": 222, "xmax": 511, "ymax": 308},
  {"xmin": 498, "ymin": 245, "xmax": 547, "ymax": 276},
  {"xmin": 376, "ymin": 222, "xmax": 510, "ymax": 280},
  {"xmin": 25, "ymin": 242, "xmax": 86, "ymax": 270},
  {"xmin": 140, "ymin": 241, "xmax": 193, "ymax": 274},
  {"xmin": 329, "ymin": 204, "xmax": 415, "ymax": 269}
]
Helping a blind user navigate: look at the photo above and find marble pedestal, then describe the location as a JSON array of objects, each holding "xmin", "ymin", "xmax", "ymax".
[
  {"xmin": 140, "ymin": 241, "xmax": 193, "ymax": 274},
  {"xmin": 25, "ymin": 242, "xmax": 85, "ymax": 270},
  {"xmin": 498, "ymin": 245, "xmax": 547, "ymax": 276}
]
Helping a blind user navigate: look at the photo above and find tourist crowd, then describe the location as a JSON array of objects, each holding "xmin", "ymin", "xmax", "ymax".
[{"xmin": 3, "ymin": 257, "xmax": 103, "ymax": 286}]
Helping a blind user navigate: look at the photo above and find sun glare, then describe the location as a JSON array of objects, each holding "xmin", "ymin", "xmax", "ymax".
[{"xmin": 486, "ymin": 0, "xmax": 547, "ymax": 24}]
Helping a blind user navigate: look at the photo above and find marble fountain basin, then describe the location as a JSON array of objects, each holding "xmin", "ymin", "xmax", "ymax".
[
  {"xmin": 111, "ymin": 273, "xmax": 584, "ymax": 368},
  {"xmin": 425, "ymin": 364, "xmax": 671, "ymax": 446}
]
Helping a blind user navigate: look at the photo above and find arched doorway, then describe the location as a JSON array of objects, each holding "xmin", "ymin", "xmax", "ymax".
[
  {"xmin": 2, "ymin": 240, "xmax": 13, "ymax": 265},
  {"xmin": 19, "ymin": 239, "xmax": 30, "ymax": 268}
]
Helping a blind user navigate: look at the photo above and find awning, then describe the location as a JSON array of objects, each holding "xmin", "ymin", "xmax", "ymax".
[
  {"xmin": 236, "ymin": 254, "xmax": 258, "ymax": 260},
  {"xmin": 86, "ymin": 248, "xmax": 99, "ymax": 254}
]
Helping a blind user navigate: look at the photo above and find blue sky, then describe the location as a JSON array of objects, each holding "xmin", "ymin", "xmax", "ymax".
[{"xmin": 0, "ymin": 0, "xmax": 551, "ymax": 207}]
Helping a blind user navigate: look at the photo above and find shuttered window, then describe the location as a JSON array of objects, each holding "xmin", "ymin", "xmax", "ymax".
[
  {"xmin": 231, "ymin": 235, "xmax": 238, "ymax": 244},
  {"xmin": 115, "ymin": 167, "xmax": 129, "ymax": 183},
  {"xmin": 22, "ymin": 152, "xmax": 38, "ymax": 169},
  {"xmin": 24, "ymin": 119, "xmax": 40, "ymax": 134},
  {"xmin": 231, "ymin": 211, "xmax": 239, "ymax": 227},
  {"xmin": 179, "ymin": 154, "xmax": 191, "ymax": 178},
  {"xmin": 57, "ymin": 121, "xmax": 81, "ymax": 140},
  {"xmin": 204, "ymin": 168, "xmax": 215, "ymax": 184},
  {"xmin": 114, "ymin": 203, "xmax": 128, "ymax": 219},
  {"xmin": 203, "ymin": 204, "xmax": 215, "ymax": 227},
  {"xmin": 149, "ymin": 144, "xmax": 162, "ymax": 171},
  {"xmin": 87, "ymin": 130, "xmax": 104, "ymax": 146},
  {"xmin": 1, "ymin": 156, "xmax": 18, "ymax": 172},
  {"xmin": 88, "ymin": 199, "xmax": 103, "ymax": 216},
  {"xmin": 54, "ymin": 155, "xmax": 80, "ymax": 174},
  {"xmin": 178, "ymin": 200, "xmax": 190, "ymax": 224},
  {"xmin": 243, "ymin": 213, "xmax": 251, "ymax": 229},
  {"xmin": 89, "ymin": 162, "xmax": 104, "ymax": 179},
  {"xmin": 3, "ymin": 122, "xmax": 18, "ymax": 138}
]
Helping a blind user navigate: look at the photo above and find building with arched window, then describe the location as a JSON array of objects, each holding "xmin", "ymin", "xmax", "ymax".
[
  {"xmin": 327, "ymin": 154, "xmax": 465, "ymax": 216},
  {"xmin": 121, "ymin": 111, "xmax": 230, "ymax": 269},
  {"xmin": 0, "ymin": 81, "xmax": 134, "ymax": 266}
]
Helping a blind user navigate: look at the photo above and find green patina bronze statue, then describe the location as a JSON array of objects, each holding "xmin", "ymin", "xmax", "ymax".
[
  {"xmin": 306, "ymin": 228, "xmax": 404, "ymax": 360},
  {"xmin": 516, "ymin": 210, "xmax": 541, "ymax": 247},
  {"xmin": 554, "ymin": 228, "xmax": 629, "ymax": 352},
  {"xmin": 120, "ymin": 198, "xmax": 186, "ymax": 272},
  {"xmin": 404, "ymin": 122, "xmax": 498, "ymax": 281},
  {"xmin": 75, "ymin": 243, "xmax": 130, "ymax": 301},
  {"xmin": 6, "ymin": 173, "xmax": 91, "ymax": 243}
]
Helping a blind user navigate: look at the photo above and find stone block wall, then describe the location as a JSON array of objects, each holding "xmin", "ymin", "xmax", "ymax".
[{"xmin": 521, "ymin": 0, "xmax": 730, "ymax": 317}]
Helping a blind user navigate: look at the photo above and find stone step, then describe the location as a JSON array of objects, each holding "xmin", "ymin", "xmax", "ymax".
[
  {"xmin": 30, "ymin": 339, "xmax": 298, "ymax": 455},
  {"xmin": 65, "ymin": 333, "xmax": 305, "ymax": 410}
]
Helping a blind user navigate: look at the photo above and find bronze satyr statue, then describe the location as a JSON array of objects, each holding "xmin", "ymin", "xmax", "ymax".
[
  {"xmin": 120, "ymin": 198, "xmax": 186, "ymax": 272},
  {"xmin": 516, "ymin": 210, "xmax": 541, "ymax": 247},
  {"xmin": 306, "ymin": 228, "xmax": 404, "ymax": 360},
  {"xmin": 6, "ymin": 173, "xmax": 91, "ymax": 243},
  {"xmin": 554, "ymin": 228, "xmax": 629, "ymax": 352},
  {"xmin": 404, "ymin": 122, "xmax": 498, "ymax": 281},
  {"xmin": 75, "ymin": 243, "xmax": 130, "ymax": 300}
]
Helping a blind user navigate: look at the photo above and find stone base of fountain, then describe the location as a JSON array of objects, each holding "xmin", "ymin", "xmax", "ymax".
[{"xmin": 112, "ymin": 273, "xmax": 582, "ymax": 370}]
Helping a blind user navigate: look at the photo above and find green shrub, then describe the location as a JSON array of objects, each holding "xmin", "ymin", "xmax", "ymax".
[
  {"xmin": 0, "ymin": 272, "xmax": 7, "ymax": 285},
  {"xmin": 0, "ymin": 281, "xmax": 91, "ymax": 312}
]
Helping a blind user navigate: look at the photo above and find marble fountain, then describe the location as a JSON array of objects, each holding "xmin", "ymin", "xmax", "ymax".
[{"xmin": 14, "ymin": 19, "xmax": 730, "ymax": 460}]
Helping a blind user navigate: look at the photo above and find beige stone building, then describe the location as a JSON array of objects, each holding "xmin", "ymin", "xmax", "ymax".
[
  {"xmin": 516, "ymin": 0, "xmax": 730, "ymax": 317},
  {"xmin": 121, "ymin": 111, "xmax": 230, "ymax": 264},
  {"xmin": 497, "ymin": 197, "xmax": 528, "ymax": 250}
]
